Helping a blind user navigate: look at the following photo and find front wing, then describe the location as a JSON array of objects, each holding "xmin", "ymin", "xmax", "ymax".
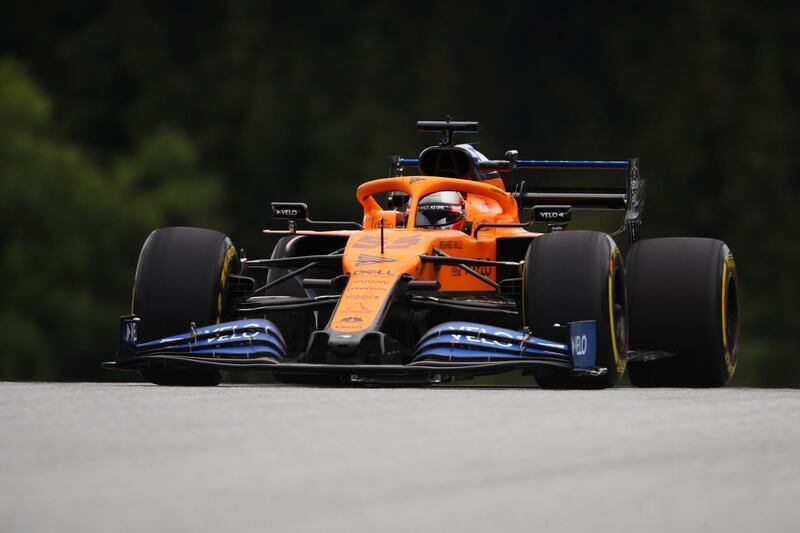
[{"xmin": 104, "ymin": 316, "xmax": 605, "ymax": 383}]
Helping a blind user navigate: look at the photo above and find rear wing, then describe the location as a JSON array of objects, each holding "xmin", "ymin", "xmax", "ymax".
[
  {"xmin": 391, "ymin": 156, "xmax": 645, "ymax": 243},
  {"xmin": 507, "ymin": 158, "xmax": 644, "ymax": 242}
]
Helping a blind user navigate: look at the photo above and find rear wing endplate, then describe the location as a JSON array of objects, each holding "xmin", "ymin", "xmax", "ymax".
[{"xmin": 507, "ymin": 159, "xmax": 645, "ymax": 242}]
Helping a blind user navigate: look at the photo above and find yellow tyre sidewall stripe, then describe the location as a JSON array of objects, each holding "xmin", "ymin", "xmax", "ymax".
[
  {"xmin": 217, "ymin": 245, "xmax": 237, "ymax": 323},
  {"xmin": 721, "ymin": 253, "xmax": 737, "ymax": 376},
  {"xmin": 608, "ymin": 245, "xmax": 626, "ymax": 375}
]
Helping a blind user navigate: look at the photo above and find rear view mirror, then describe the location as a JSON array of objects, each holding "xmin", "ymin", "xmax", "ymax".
[{"xmin": 271, "ymin": 202, "xmax": 309, "ymax": 220}]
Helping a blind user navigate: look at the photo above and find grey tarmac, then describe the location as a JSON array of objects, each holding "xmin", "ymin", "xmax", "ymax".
[{"xmin": 0, "ymin": 382, "xmax": 798, "ymax": 533}]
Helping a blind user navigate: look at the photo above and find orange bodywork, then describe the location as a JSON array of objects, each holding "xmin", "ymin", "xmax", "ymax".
[
  {"xmin": 263, "ymin": 175, "xmax": 540, "ymax": 336},
  {"xmin": 319, "ymin": 176, "xmax": 536, "ymax": 333}
]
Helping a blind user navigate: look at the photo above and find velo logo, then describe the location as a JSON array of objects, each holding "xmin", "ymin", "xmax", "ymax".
[{"xmin": 572, "ymin": 335, "xmax": 588, "ymax": 357}]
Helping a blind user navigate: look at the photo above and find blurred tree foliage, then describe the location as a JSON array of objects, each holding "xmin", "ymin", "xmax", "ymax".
[
  {"xmin": 0, "ymin": 1, "xmax": 797, "ymax": 385},
  {"xmin": 0, "ymin": 58, "xmax": 226, "ymax": 379}
]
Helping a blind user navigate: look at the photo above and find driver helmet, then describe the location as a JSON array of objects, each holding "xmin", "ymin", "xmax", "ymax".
[{"xmin": 415, "ymin": 191, "xmax": 466, "ymax": 230}]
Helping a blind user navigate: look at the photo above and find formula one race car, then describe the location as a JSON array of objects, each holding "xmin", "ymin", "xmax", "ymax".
[{"xmin": 104, "ymin": 120, "xmax": 740, "ymax": 388}]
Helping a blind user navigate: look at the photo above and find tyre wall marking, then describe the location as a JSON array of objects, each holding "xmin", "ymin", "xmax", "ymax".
[
  {"xmin": 721, "ymin": 252, "xmax": 737, "ymax": 376},
  {"xmin": 608, "ymin": 246, "xmax": 625, "ymax": 374},
  {"xmin": 218, "ymin": 246, "xmax": 237, "ymax": 323}
]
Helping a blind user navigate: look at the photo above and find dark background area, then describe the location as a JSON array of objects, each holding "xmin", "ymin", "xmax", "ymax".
[{"xmin": 1, "ymin": 1, "xmax": 797, "ymax": 386}]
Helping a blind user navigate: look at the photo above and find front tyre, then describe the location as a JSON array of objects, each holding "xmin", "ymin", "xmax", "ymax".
[
  {"xmin": 133, "ymin": 226, "xmax": 239, "ymax": 386},
  {"xmin": 626, "ymin": 238, "xmax": 739, "ymax": 387},
  {"xmin": 523, "ymin": 231, "xmax": 628, "ymax": 389}
]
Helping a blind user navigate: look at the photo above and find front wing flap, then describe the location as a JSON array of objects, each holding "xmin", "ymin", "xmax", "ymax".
[{"xmin": 115, "ymin": 316, "xmax": 287, "ymax": 363}]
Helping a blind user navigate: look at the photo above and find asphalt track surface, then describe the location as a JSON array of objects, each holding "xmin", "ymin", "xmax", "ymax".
[{"xmin": 1, "ymin": 383, "xmax": 798, "ymax": 533}]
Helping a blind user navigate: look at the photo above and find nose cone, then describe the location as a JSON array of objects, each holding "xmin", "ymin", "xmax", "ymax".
[{"xmin": 331, "ymin": 229, "xmax": 435, "ymax": 335}]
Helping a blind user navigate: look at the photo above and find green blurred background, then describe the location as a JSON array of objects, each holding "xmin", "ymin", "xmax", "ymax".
[{"xmin": 1, "ymin": 1, "xmax": 797, "ymax": 386}]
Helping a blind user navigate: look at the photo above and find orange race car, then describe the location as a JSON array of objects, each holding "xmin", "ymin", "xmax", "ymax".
[{"xmin": 105, "ymin": 120, "xmax": 740, "ymax": 388}]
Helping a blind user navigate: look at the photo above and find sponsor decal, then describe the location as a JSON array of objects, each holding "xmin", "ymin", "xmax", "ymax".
[
  {"xmin": 437, "ymin": 240, "xmax": 463, "ymax": 250},
  {"xmin": 474, "ymin": 258, "xmax": 494, "ymax": 277},
  {"xmin": 123, "ymin": 321, "xmax": 138, "ymax": 344},
  {"xmin": 431, "ymin": 323, "xmax": 566, "ymax": 352},
  {"xmin": 355, "ymin": 254, "xmax": 397, "ymax": 266},
  {"xmin": 201, "ymin": 323, "xmax": 262, "ymax": 343},
  {"xmin": 538, "ymin": 211, "xmax": 569, "ymax": 220},
  {"xmin": 346, "ymin": 286, "xmax": 389, "ymax": 293},
  {"xmin": 271, "ymin": 203, "xmax": 308, "ymax": 219},
  {"xmin": 350, "ymin": 277, "xmax": 391, "ymax": 285},
  {"xmin": 352, "ymin": 234, "xmax": 422, "ymax": 250},
  {"xmin": 418, "ymin": 204, "xmax": 446, "ymax": 211},
  {"xmin": 386, "ymin": 235, "xmax": 422, "ymax": 249},
  {"xmin": 568, "ymin": 321, "xmax": 597, "ymax": 368},
  {"xmin": 353, "ymin": 235, "xmax": 381, "ymax": 248},
  {"xmin": 572, "ymin": 334, "xmax": 588, "ymax": 357},
  {"xmin": 352, "ymin": 268, "xmax": 394, "ymax": 277},
  {"xmin": 441, "ymin": 324, "xmax": 517, "ymax": 348},
  {"xmin": 534, "ymin": 205, "xmax": 572, "ymax": 223},
  {"xmin": 344, "ymin": 303, "xmax": 371, "ymax": 314},
  {"xmin": 333, "ymin": 266, "xmax": 398, "ymax": 331},
  {"xmin": 409, "ymin": 177, "xmax": 426, "ymax": 183}
]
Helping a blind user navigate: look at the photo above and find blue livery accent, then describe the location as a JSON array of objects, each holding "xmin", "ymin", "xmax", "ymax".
[
  {"xmin": 120, "ymin": 317, "xmax": 286, "ymax": 361},
  {"xmin": 516, "ymin": 160, "xmax": 628, "ymax": 169},
  {"xmin": 413, "ymin": 321, "xmax": 570, "ymax": 363},
  {"xmin": 414, "ymin": 347, "xmax": 538, "ymax": 361},
  {"xmin": 399, "ymin": 158, "xmax": 627, "ymax": 171},
  {"xmin": 568, "ymin": 321, "xmax": 597, "ymax": 369}
]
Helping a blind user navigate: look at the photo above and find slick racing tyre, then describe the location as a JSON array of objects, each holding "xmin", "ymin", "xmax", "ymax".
[
  {"xmin": 626, "ymin": 238, "xmax": 739, "ymax": 387},
  {"xmin": 133, "ymin": 226, "xmax": 239, "ymax": 386},
  {"xmin": 523, "ymin": 231, "xmax": 627, "ymax": 389}
]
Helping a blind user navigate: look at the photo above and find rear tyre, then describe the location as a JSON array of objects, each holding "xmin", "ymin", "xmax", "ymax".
[
  {"xmin": 626, "ymin": 238, "xmax": 739, "ymax": 387},
  {"xmin": 523, "ymin": 231, "xmax": 627, "ymax": 389},
  {"xmin": 133, "ymin": 226, "xmax": 239, "ymax": 386}
]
